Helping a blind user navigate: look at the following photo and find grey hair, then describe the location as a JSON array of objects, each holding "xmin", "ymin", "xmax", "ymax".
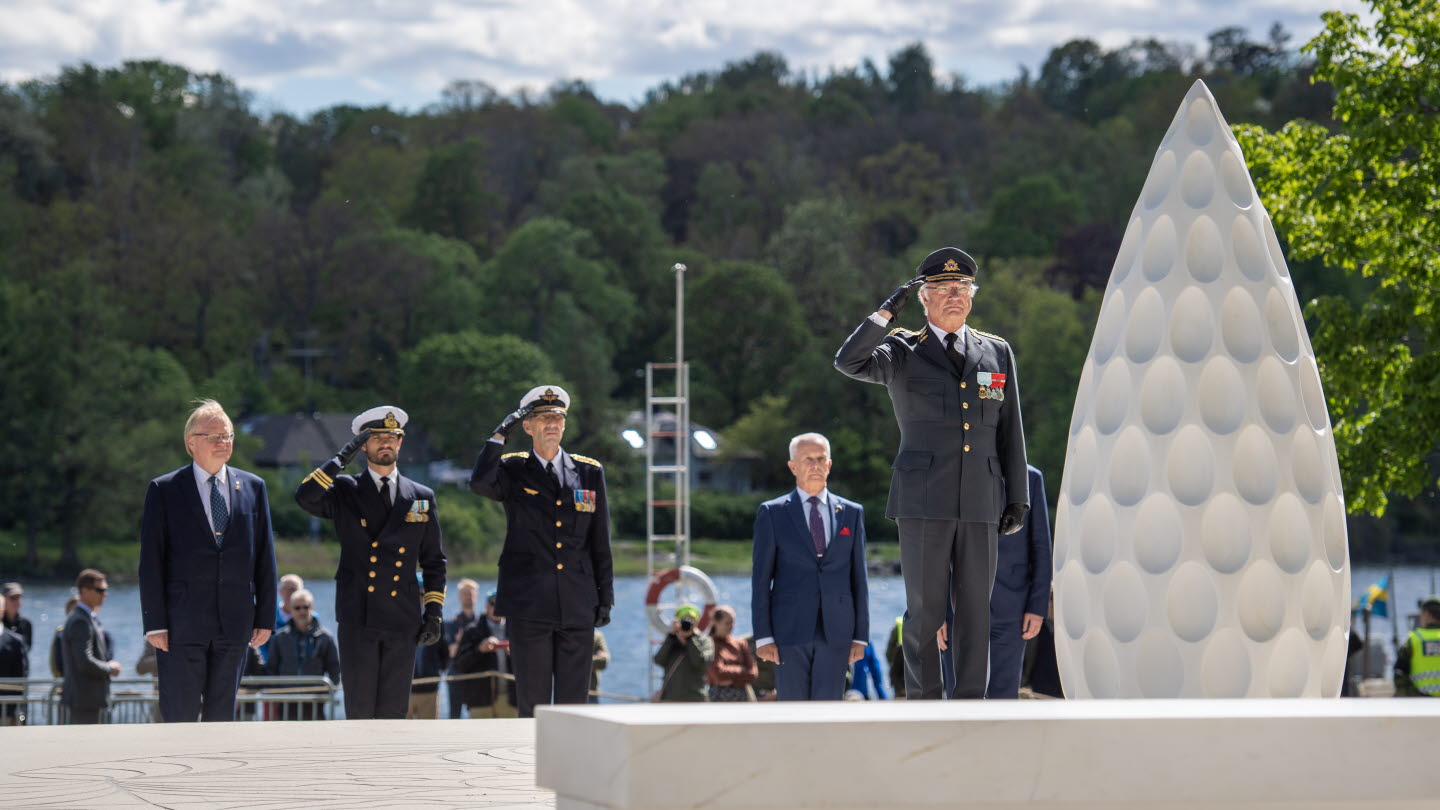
[{"xmin": 788, "ymin": 432, "xmax": 831, "ymax": 460}]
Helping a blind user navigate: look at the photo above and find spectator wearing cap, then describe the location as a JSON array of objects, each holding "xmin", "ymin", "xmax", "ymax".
[
  {"xmin": 295, "ymin": 405, "xmax": 448, "ymax": 720},
  {"xmin": 452, "ymin": 589, "xmax": 517, "ymax": 718},
  {"xmin": 0, "ymin": 591, "xmax": 26, "ymax": 725},
  {"xmin": 140, "ymin": 399, "xmax": 278, "ymax": 722},
  {"xmin": 265, "ymin": 588, "xmax": 341, "ymax": 719},
  {"xmin": 654, "ymin": 605, "xmax": 714, "ymax": 702},
  {"xmin": 1, "ymin": 582, "xmax": 31, "ymax": 652},
  {"xmin": 1395, "ymin": 595, "xmax": 1440, "ymax": 698},
  {"xmin": 444, "ymin": 578, "xmax": 481, "ymax": 718},
  {"xmin": 836, "ymin": 247, "xmax": 1029, "ymax": 700},
  {"xmin": 469, "ymin": 385, "xmax": 614, "ymax": 718}
]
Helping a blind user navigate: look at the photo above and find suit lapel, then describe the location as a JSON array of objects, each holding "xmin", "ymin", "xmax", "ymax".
[
  {"xmin": 380, "ymin": 475, "xmax": 415, "ymax": 537},
  {"xmin": 914, "ymin": 325, "xmax": 960, "ymax": 379},
  {"xmin": 961, "ymin": 327, "xmax": 983, "ymax": 381},
  {"xmin": 787, "ymin": 491, "xmax": 813, "ymax": 552},
  {"xmin": 559, "ymin": 450, "xmax": 579, "ymax": 492},
  {"xmin": 178, "ymin": 466, "xmax": 214, "ymax": 537},
  {"xmin": 220, "ymin": 470, "xmax": 249, "ymax": 545}
]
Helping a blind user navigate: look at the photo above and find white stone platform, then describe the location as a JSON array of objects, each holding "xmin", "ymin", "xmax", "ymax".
[
  {"xmin": 0, "ymin": 719, "xmax": 553, "ymax": 808},
  {"xmin": 536, "ymin": 699, "xmax": 1440, "ymax": 810}
]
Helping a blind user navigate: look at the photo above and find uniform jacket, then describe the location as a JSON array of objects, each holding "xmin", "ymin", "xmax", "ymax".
[
  {"xmin": 469, "ymin": 442, "xmax": 614, "ymax": 627},
  {"xmin": 992, "ymin": 465, "xmax": 1053, "ymax": 618},
  {"xmin": 835, "ymin": 318, "xmax": 1028, "ymax": 521},
  {"xmin": 139, "ymin": 465, "xmax": 279, "ymax": 643},
  {"xmin": 295, "ymin": 458, "xmax": 447, "ymax": 634},
  {"xmin": 60, "ymin": 607, "xmax": 110, "ymax": 710},
  {"xmin": 751, "ymin": 491, "xmax": 870, "ymax": 647}
]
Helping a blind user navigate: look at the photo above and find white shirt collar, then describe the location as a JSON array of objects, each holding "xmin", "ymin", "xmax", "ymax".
[
  {"xmin": 794, "ymin": 487, "xmax": 831, "ymax": 506},
  {"xmin": 927, "ymin": 322, "xmax": 970, "ymax": 346},
  {"xmin": 192, "ymin": 462, "xmax": 228, "ymax": 491},
  {"xmin": 368, "ymin": 466, "xmax": 400, "ymax": 490}
]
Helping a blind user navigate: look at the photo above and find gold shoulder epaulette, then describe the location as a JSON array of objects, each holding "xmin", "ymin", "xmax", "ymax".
[
  {"xmin": 501, "ymin": 451, "xmax": 530, "ymax": 460},
  {"xmin": 887, "ymin": 327, "xmax": 917, "ymax": 337},
  {"xmin": 972, "ymin": 328, "xmax": 1007, "ymax": 343},
  {"xmin": 572, "ymin": 454, "xmax": 603, "ymax": 467}
]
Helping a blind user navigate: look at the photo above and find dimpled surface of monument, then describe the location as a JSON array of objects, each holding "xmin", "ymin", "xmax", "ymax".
[{"xmin": 1054, "ymin": 80, "xmax": 1350, "ymax": 699}]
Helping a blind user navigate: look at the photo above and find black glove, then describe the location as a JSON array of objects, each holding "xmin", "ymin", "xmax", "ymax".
[
  {"xmin": 879, "ymin": 277, "xmax": 925, "ymax": 319},
  {"xmin": 491, "ymin": 406, "xmax": 531, "ymax": 439},
  {"xmin": 998, "ymin": 503, "xmax": 1029, "ymax": 536},
  {"xmin": 595, "ymin": 604, "xmax": 612, "ymax": 628},
  {"xmin": 418, "ymin": 614, "xmax": 443, "ymax": 646},
  {"xmin": 336, "ymin": 429, "xmax": 371, "ymax": 467}
]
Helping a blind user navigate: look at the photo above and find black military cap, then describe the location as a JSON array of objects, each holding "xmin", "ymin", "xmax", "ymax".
[{"xmin": 915, "ymin": 247, "xmax": 978, "ymax": 282}]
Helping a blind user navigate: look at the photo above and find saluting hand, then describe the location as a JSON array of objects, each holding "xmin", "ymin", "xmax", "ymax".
[
  {"xmin": 491, "ymin": 406, "xmax": 532, "ymax": 441},
  {"xmin": 336, "ymin": 429, "xmax": 372, "ymax": 467},
  {"xmin": 877, "ymin": 276, "xmax": 925, "ymax": 320}
]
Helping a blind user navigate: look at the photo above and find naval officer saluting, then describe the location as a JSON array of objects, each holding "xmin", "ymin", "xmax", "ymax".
[
  {"xmin": 835, "ymin": 247, "xmax": 1029, "ymax": 700},
  {"xmin": 469, "ymin": 386, "xmax": 614, "ymax": 718},
  {"xmin": 295, "ymin": 406, "xmax": 447, "ymax": 719}
]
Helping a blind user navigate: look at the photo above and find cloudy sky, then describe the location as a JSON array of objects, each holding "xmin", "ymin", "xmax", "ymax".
[{"xmin": 1, "ymin": 0, "xmax": 1370, "ymax": 115}]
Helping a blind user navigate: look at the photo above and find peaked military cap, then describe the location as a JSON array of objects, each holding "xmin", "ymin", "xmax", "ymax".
[
  {"xmin": 521, "ymin": 385, "xmax": 570, "ymax": 415},
  {"xmin": 352, "ymin": 405, "xmax": 408, "ymax": 435},
  {"xmin": 915, "ymin": 247, "xmax": 978, "ymax": 283}
]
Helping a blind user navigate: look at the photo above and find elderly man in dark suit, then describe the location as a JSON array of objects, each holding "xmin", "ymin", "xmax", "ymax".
[
  {"xmin": 751, "ymin": 432, "xmax": 870, "ymax": 701},
  {"xmin": 295, "ymin": 405, "xmax": 448, "ymax": 720},
  {"xmin": 140, "ymin": 399, "xmax": 278, "ymax": 722},
  {"xmin": 836, "ymin": 247, "xmax": 1029, "ymax": 700},
  {"xmin": 62, "ymin": 569, "xmax": 122, "ymax": 724},
  {"xmin": 469, "ymin": 385, "xmax": 614, "ymax": 718}
]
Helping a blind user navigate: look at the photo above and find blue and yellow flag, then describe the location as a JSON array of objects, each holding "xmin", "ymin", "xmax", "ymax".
[{"xmin": 1355, "ymin": 574, "xmax": 1390, "ymax": 618}]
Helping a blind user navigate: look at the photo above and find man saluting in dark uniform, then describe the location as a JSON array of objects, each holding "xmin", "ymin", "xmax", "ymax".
[
  {"xmin": 469, "ymin": 386, "xmax": 613, "ymax": 718},
  {"xmin": 296, "ymin": 406, "xmax": 447, "ymax": 719}
]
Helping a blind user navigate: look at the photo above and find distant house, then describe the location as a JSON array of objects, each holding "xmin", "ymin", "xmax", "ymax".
[
  {"xmin": 240, "ymin": 412, "xmax": 439, "ymax": 487},
  {"xmin": 618, "ymin": 411, "xmax": 757, "ymax": 493}
]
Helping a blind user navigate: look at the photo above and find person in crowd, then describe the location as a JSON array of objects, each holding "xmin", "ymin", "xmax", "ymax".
[
  {"xmin": 744, "ymin": 634, "xmax": 778, "ymax": 701},
  {"xmin": 295, "ymin": 405, "xmax": 447, "ymax": 719},
  {"xmin": 835, "ymin": 248, "xmax": 1029, "ymax": 699},
  {"xmin": 0, "ymin": 591, "xmax": 28, "ymax": 725},
  {"xmin": 469, "ymin": 386, "xmax": 613, "ymax": 717},
  {"xmin": 851, "ymin": 641, "xmax": 888, "ymax": 699},
  {"xmin": 140, "ymin": 398, "xmax": 278, "ymax": 722},
  {"xmin": 410, "ymin": 585, "xmax": 451, "ymax": 719},
  {"xmin": 445, "ymin": 578, "xmax": 481, "ymax": 718},
  {"xmin": 1395, "ymin": 595, "xmax": 1440, "ymax": 697},
  {"xmin": 984, "ymin": 465, "xmax": 1052, "ymax": 699},
  {"xmin": 265, "ymin": 588, "xmax": 341, "ymax": 719},
  {"xmin": 61, "ymin": 569, "xmax": 121, "ymax": 724},
  {"xmin": 452, "ymin": 590, "xmax": 517, "ymax": 718},
  {"xmin": 590, "ymin": 629, "xmax": 610, "ymax": 703},
  {"xmin": 2, "ymin": 582, "xmax": 32, "ymax": 651},
  {"xmin": 654, "ymin": 605, "xmax": 714, "ymax": 702},
  {"xmin": 751, "ymin": 432, "xmax": 870, "ymax": 701},
  {"xmin": 706, "ymin": 605, "xmax": 758, "ymax": 702},
  {"xmin": 277, "ymin": 574, "xmax": 306, "ymax": 627}
]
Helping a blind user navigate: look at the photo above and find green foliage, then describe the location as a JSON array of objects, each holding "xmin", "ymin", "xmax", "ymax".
[{"xmin": 1236, "ymin": 0, "xmax": 1440, "ymax": 516}]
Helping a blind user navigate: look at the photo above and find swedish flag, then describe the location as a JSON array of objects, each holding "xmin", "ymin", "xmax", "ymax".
[{"xmin": 1356, "ymin": 574, "xmax": 1391, "ymax": 618}]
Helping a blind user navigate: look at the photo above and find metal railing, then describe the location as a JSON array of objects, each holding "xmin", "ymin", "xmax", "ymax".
[{"xmin": 0, "ymin": 676, "xmax": 340, "ymax": 725}]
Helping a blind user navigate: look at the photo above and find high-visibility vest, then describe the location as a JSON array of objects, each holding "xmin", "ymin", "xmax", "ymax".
[{"xmin": 1406, "ymin": 627, "xmax": 1440, "ymax": 697}]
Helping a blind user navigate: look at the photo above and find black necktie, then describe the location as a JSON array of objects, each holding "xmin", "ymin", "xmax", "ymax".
[
  {"xmin": 379, "ymin": 476, "xmax": 392, "ymax": 509},
  {"xmin": 944, "ymin": 332, "xmax": 965, "ymax": 376},
  {"xmin": 546, "ymin": 462, "xmax": 560, "ymax": 489}
]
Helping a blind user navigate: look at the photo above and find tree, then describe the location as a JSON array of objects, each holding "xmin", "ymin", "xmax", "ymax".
[{"xmin": 1236, "ymin": 0, "xmax": 1440, "ymax": 515}]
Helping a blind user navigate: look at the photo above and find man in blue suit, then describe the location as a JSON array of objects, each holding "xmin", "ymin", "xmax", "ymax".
[
  {"xmin": 751, "ymin": 432, "xmax": 870, "ymax": 701},
  {"xmin": 987, "ymin": 464, "xmax": 1051, "ymax": 698},
  {"xmin": 140, "ymin": 399, "xmax": 278, "ymax": 722}
]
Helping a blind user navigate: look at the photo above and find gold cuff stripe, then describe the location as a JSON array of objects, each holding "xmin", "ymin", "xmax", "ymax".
[
  {"xmin": 423, "ymin": 591, "xmax": 446, "ymax": 605},
  {"xmin": 302, "ymin": 468, "xmax": 334, "ymax": 490}
]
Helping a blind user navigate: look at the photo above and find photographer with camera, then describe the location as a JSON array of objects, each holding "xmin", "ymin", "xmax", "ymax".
[{"xmin": 653, "ymin": 605, "xmax": 714, "ymax": 702}]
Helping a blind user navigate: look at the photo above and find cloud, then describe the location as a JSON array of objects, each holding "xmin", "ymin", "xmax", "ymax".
[{"xmin": 0, "ymin": 0, "xmax": 1370, "ymax": 113}]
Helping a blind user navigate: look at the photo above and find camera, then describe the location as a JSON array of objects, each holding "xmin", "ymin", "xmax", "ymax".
[{"xmin": 679, "ymin": 618, "xmax": 695, "ymax": 632}]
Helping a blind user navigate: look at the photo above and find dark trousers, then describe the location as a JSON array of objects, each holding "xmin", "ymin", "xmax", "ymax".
[
  {"xmin": 67, "ymin": 706, "xmax": 103, "ymax": 724},
  {"xmin": 338, "ymin": 623, "xmax": 414, "ymax": 719},
  {"xmin": 897, "ymin": 519, "xmax": 997, "ymax": 699},
  {"xmin": 156, "ymin": 638, "xmax": 248, "ymax": 721},
  {"xmin": 508, "ymin": 618, "xmax": 592, "ymax": 718},
  {"xmin": 987, "ymin": 589, "xmax": 1028, "ymax": 699},
  {"xmin": 776, "ymin": 639, "xmax": 851, "ymax": 701}
]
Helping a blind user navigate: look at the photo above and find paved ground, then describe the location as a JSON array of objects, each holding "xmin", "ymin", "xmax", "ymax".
[{"xmin": 0, "ymin": 719, "xmax": 555, "ymax": 809}]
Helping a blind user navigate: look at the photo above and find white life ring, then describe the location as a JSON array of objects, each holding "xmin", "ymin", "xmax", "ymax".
[{"xmin": 644, "ymin": 565, "xmax": 719, "ymax": 635}]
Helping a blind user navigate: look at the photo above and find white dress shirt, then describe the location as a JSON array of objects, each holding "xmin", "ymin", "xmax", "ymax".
[
  {"xmin": 927, "ymin": 322, "xmax": 971, "ymax": 352},
  {"xmin": 368, "ymin": 466, "xmax": 400, "ymax": 501}
]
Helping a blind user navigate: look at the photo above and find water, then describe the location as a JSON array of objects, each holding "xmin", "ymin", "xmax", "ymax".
[{"xmin": 12, "ymin": 565, "xmax": 1437, "ymax": 705}]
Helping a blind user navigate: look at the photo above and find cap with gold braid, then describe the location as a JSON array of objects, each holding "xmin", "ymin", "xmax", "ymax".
[
  {"xmin": 352, "ymin": 405, "xmax": 409, "ymax": 436},
  {"xmin": 915, "ymin": 246, "xmax": 979, "ymax": 283},
  {"xmin": 519, "ymin": 385, "xmax": 571, "ymax": 415}
]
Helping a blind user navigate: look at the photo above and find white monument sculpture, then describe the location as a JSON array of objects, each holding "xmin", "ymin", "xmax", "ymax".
[{"xmin": 1053, "ymin": 80, "xmax": 1351, "ymax": 698}]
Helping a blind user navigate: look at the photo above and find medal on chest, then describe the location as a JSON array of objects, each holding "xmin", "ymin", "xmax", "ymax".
[
  {"xmin": 976, "ymin": 371, "xmax": 1007, "ymax": 401},
  {"xmin": 573, "ymin": 489, "xmax": 596, "ymax": 513}
]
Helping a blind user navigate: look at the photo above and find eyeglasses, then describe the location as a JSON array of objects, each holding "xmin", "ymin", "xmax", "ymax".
[
  {"xmin": 924, "ymin": 282, "xmax": 977, "ymax": 298},
  {"xmin": 88, "ymin": 586, "xmax": 107, "ymax": 593},
  {"xmin": 291, "ymin": 604, "xmax": 312, "ymax": 611},
  {"xmin": 191, "ymin": 433, "xmax": 235, "ymax": 445}
]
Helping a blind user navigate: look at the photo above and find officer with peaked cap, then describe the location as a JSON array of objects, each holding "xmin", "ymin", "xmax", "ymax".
[
  {"xmin": 295, "ymin": 406, "xmax": 447, "ymax": 719},
  {"xmin": 835, "ymin": 247, "xmax": 1029, "ymax": 700},
  {"xmin": 469, "ymin": 385, "xmax": 614, "ymax": 717}
]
